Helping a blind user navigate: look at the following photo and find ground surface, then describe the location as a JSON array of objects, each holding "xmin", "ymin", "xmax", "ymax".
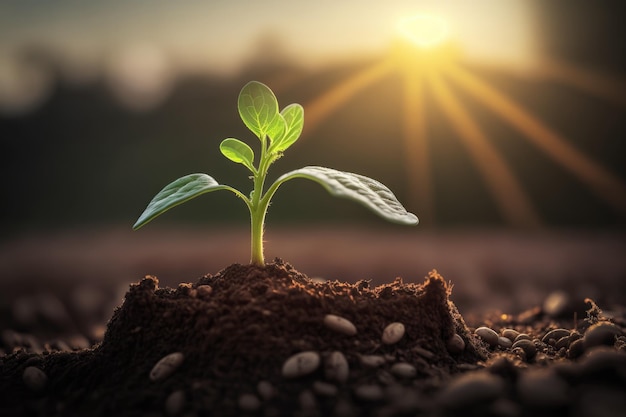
[{"xmin": 0, "ymin": 227, "xmax": 625, "ymax": 416}]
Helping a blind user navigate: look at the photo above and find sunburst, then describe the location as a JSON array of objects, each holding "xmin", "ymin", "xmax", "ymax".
[{"xmin": 295, "ymin": 14, "xmax": 626, "ymax": 227}]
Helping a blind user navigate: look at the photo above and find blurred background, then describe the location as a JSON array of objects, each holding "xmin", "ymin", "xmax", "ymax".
[{"xmin": 1, "ymin": 0, "xmax": 625, "ymax": 334}]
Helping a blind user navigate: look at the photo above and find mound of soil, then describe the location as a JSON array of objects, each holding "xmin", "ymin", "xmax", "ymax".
[{"xmin": 1, "ymin": 259, "xmax": 625, "ymax": 416}]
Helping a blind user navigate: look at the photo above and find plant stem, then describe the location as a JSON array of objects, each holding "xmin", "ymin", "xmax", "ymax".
[
  {"xmin": 249, "ymin": 134, "xmax": 272, "ymax": 266},
  {"xmin": 249, "ymin": 202, "xmax": 267, "ymax": 266}
]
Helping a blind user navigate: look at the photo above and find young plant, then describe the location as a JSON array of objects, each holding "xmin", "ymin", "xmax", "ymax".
[{"xmin": 133, "ymin": 81, "xmax": 418, "ymax": 265}]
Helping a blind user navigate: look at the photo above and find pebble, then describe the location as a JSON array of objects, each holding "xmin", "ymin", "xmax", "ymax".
[
  {"xmin": 541, "ymin": 328, "xmax": 570, "ymax": 345},
  {"xmin": 438, "ymin": 371, "xmax": 505, "ymax": 409},
  {"xmin": 150, "ymin": 352, "xmax": 185, "ymax": 382},
  {"xmin": 359, "ymin": 354, "xmax": 386, "ymax": 367},
  {"xmin": 511, "ymin": 339, "xmax": 537, "ymax": 360},
  {"xmin": 313, "ymin": 381, "xmax": 338, "ymax": 396},
  {"xmin": 196, "ymin": 285, "xmax": 213, "ymax": 298},
  {"xmin": 583, "ymin": 322, "xmax": 622, "ymax": 349},
  {"xmin": 238, "ymin": 394, "xmax": 261, "ymax": 412},
  {"xmin": 543, "ymin": 291, "xmax": 571, "ymax": 317},
  {"xmin": 514, "ymin": 333, "xmax": 532, "ymax": 343},
  {"xmin": 413, "ymin": 346, "xmax": 435, "ymax": 359},
  {"xmin": 498, "ymin": 337, "xmax": 513, "ymax": 349},
  {"xmin": 323, "ymin": 314, "xmax": 357, "ymax": 336},
  {"xmin": 567, "ymin": 338, "xmax": 585, "ymax": 359},
  {"xmin": 257, "ymin": 380, "xmax": 277, "ymax": 400},
  {"xmin": 475, "ymin": 326, "xmax": 499, "ymax": 347},
  {"xmin": 354, "ymin": 385, "xmax": 384, "ymax": 401},
  {"xmin": 282, "ymin": 351, "xmax": 321, "ymax": 378},
  {"xmin": 390, "ymin": 362, "xmax": 417, "ymax": 378},
  {"xmin": 446, "ymin": 334, "xmax": 465, "ymax": 354},
  {"xmin": 165, "ymin": 390, "xmax": 186, "ymax": 416},
  {"xmin": 501, "ymin": 329, "xmax": 520, "ymax": 341},
  {"xmin": 555, "ymin": 336, "xmax": 571, "ymax": 349},
  {"xmin": 517, "ymin": 368, "xmax": 569, "ymax": 408},
  {"xmin": 22, "ymin": 366, "xmax": 48, "ymax": 392},
  {"xmin": 324, "ymin": 351, "xmax": 349, "ymax": 383},
  {"xmin": 382, "ymin": 322, "xmax": 405, "ymax": 345}
]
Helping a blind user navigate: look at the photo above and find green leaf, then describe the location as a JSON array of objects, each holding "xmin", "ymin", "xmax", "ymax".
[
  {"xmin": 267, "ymin": 113, "xmax": 287, "ymax": 145},
  {"xmin": 275, "ymin": 166, "xmax": 418, "ymax": 225},
  {"xmin": 133, "ymin": 174, "xmax": 231, "ymax": 229},
  {"xmin": 238, "ymin": 81, "xmax": 281, "ymax": 139},
  {"xmin": 220, "ymin": 138, "xmax": 255, "ymax": 170},
  {"xmin": 270, "ymin": 104, "xmax": 304, "ymax": 152}
]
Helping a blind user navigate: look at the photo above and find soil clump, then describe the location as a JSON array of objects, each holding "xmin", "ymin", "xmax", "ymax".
[{"xmin": 1, "ymin": 259, "xmax": 625, "ymax": 417}]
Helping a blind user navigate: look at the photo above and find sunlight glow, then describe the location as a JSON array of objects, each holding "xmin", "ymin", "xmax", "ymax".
[
  {"xmin": 396, "ymin": 14, "xmax": 449, "ymax": 49},
  {"xmin": 446, "ymin": 65, "xmax": 626, "ymax": 213},
  {"xmin": 429, "ymin": 70, "xmax": 542, "ymax": 228},
  {"xmin": 402, "ymin": 71, "xmax": 435, "ymax": 225},
  {"xmin": 302, "ymin": 60, "xmax": 394, "ymax": 135}
]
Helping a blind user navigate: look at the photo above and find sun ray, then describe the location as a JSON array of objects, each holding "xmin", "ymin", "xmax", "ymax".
[
  {"xmin": 302, "ymin": 59, "xmax": 394, "ymax": 136},
  {"xmin": 428, "ymin": 70, "xmax": 543, "ymax": 228},
  {"xmin": 446, "ymin": 65, "xmax": 626, "ymax": 213},
  {"xmin": 402, "ymin": 70, "xmax": 435, "ymax": 225},
  {"xmin": 538, "ymin": 59, "xmax": 626, "ymax": 107}
]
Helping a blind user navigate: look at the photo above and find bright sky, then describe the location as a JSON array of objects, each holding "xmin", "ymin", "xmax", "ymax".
[
  {"xmin": 0, "ymin": 0, "xmax": 537, "ymax": 113},
  {"xmin": 0, "ymin": 0, "xmax": 536, "ymax": 68}
]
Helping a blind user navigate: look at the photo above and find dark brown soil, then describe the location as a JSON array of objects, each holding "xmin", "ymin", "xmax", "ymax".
[{"xmin": 1, "ymin": 259, "xmax": 625, "ymax": 417}]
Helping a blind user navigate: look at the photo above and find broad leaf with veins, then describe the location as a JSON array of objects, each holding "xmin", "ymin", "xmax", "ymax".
[{"xmin": 275, "ymin": 166, "xmax": 418, "ymax": 225}]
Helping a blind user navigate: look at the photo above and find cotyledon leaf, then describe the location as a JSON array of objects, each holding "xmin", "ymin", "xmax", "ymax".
[
  {"xmin": 220, "ymin": 138, "xmax": 255, "ymax": 170},
  {"xmin": 275, "ymin": 166, "xmax": 419, "ymax": 225},
  {"xmin": 238, "ymin": 81, "xmax": 282, "ymax": 139},
  {"xmin": 270, "ymin": 103, "xmax": 304, "ymax": 153},
  {"xmin": 133, "ymin": 174, "xmax": 233, "ymax": 230}
]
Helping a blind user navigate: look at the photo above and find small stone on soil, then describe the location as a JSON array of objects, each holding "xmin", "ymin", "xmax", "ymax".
[
  {"xmin": 165, "ymin": 390, "xmax": 186, "ymax": 416},
  {"xmin": 390, "ymin": 362, "xmax": 417, "ymax": 378},
  {"xmin": 475, "ymin": 326, "xmax": 499, "ymax": 347},
  {"xmin": 323, "ymin": 314, "xmax": 357, "ymax": 336},
  {"xmin": 511, "ymin": 339, "xmax": 537, "ymax": 360},
  {"xmin": 313, "ymin": 381, "xmax": 338, "ymax": 396},
  {"xmin": 354, "ymin": 385, "xmax": 384, "ymax": 401},
  {"xmin": 196, "ymin": 285, "xmax": 213, "ymax": 298},
  {"xmin": 541, "ymin": 328, "xmax": 570, "ymax": 345},
  {"xmin": 583, "ymin": 322, "xmax": 622, "ymax": 349},
  {"xmin": 446, "ymin": 333, "xmax": 466, "ymax": 354},
  {"xmin": 257, "ymin": 380, "xmax": 277, "ymax": 400},
  {"xmin": 382, "ymin": 322, "xmax": 405, "ymax": 345},
  {"xmin": 149, "ymin": 352, "xmax": 184, "ymax": 382},
  {"xmin": 22, "ymin": 366, "xmax": 48, "ymax": 392},
  {"xmin": 497, "ymin": 336, "xmax": 513, "ymax": 349},
  {"xmin": 501, "ymin": 328, "xmax": 520, "ymax": 341},
  {"xmin": 282, "ymin": 351, "xmax": 321, "ymax": 378},
  {"xmin": 359, "ymin": 354, "xmax": 386, "ymax": 367},
  {"xmin": 324, "ymin": 351, "xmax": 349, "ymax": 383}
]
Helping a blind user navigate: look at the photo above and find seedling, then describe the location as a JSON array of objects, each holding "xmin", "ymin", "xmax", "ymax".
[{"xmin": 133, "ymin": 81, "xmax": 418, "ymax": 265}]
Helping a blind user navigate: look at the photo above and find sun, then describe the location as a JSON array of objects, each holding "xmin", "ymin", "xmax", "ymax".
[{"xmin": 396, "ymin": 14, "xmax": 449, "ymax": 49}]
